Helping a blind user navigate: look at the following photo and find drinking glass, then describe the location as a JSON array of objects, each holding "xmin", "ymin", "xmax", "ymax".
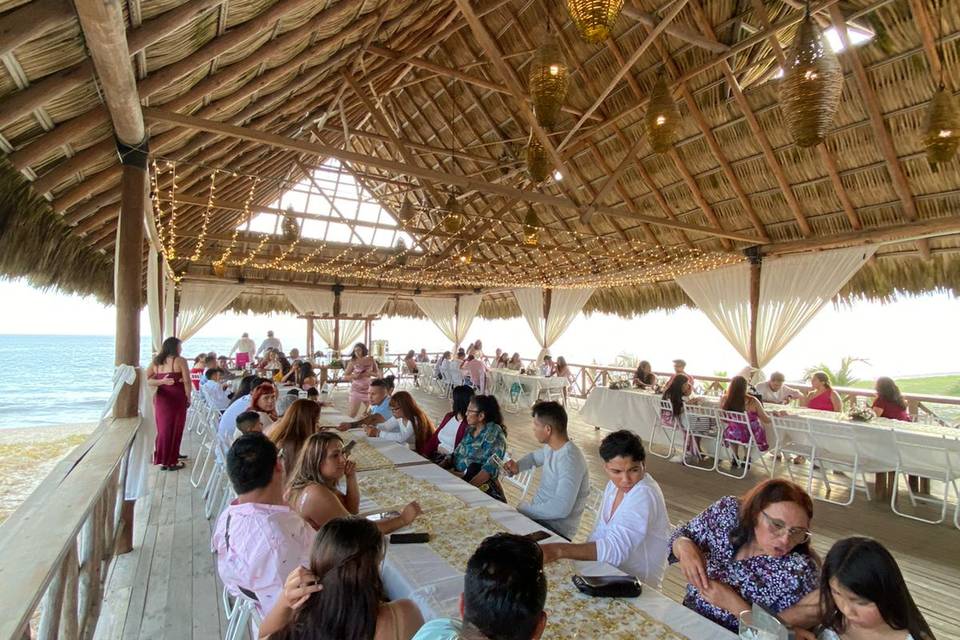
[{"xmin": 738, "ymin": 611, "xmax": 779, "ymax": 640}]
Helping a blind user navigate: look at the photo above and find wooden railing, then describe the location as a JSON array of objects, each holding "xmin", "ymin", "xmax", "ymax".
[
  {"xmin": 385, "ymin": 353, "xmax": 959, "ymax": 427},
  {"xmin": 0, "ymin": 416, "xmax": 142, "ymax": 639}
]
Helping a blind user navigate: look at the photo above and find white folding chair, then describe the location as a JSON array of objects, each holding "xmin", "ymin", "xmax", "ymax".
[
  {"xmin": 505, "ymin": 466, "xmax": 535, "ymax": 501},
  {"xmin": 681, "ymin": 404, "xmax": 722, "ymax": 472},
  {"xmin": 770, "ymin": 415, "xmax": 815, "ymax": 491},
  {"xmin": 648, "ymin": 399, "xmax": 682, "ymax": 459},
  {"xmin": 890, "ymin": 431, "xmax": 960, "ymax": 526},
  {"xmin": 716, "ymin": 409, "xmax": 770, "ymax": 479},
  {"xmin": 223, "ymin": 588, "xmax": 263, "ymax": 640},
  {"xmin": 190, "ymin": 411, "xmax": 220, "ymax": 488},
  {"xmin": 806, "ymin": 420, "xmax": 878, "ymax": 505},
  {"xmin": 585, "ymin": 486, "xmax": 603, "ymax": 519}
]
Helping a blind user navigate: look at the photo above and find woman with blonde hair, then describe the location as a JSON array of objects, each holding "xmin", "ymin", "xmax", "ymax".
[
  {"xmin": 286, "ymin": 432, "xmax": 421, "ymax": 533},
  {"xmin": 365, "ymin": 391, "xmax": 435, "ymax": 455},
  {"xmin": 268, "ymin": 399, "xmax": 320, "ymax": 469}
]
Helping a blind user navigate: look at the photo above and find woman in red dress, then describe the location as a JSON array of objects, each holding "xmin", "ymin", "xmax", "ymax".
[{"xmin": 147, "ymin": 337, "xmax": 193, "ymax": 470}]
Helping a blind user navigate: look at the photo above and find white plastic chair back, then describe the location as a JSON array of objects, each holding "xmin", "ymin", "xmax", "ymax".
[
  {"xmin": 658, "ymin": 399, "xmax": 676, "ymax": 427},
  {"xmin": 505, "ymin": 467, "xmax": 535, "ymax": 501},
  {"xmin": 771, "ymin": 415, "xmax": 812, "ymax": 455},
  {"xmin": 807, "ymin": 419, "xmax": 858, "ymax": 466},
  {"xmin": 684, "ymin": 404, "xmax": 719, "ymax": 435},
  {"xmin": 893, "ymin": 431, "xmax": 956, "ymax": 480}
]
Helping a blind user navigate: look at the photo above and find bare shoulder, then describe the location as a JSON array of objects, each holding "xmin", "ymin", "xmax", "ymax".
[{"xmin": 375, "ymin": 599, "xmax": 423, "ymax": 640}]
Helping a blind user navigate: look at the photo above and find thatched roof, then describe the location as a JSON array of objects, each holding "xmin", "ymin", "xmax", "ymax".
[{"xmin": 0, "ymin": 0, "xmax": 958, "ymax": 318}]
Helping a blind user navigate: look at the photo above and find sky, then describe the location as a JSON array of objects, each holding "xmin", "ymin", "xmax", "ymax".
[{"xmin": 1, "ymin": 278, "xmax": 957, "ymax": 382}]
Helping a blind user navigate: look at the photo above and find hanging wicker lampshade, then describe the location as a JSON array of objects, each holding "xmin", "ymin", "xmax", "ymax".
[
  {"xmin": 566, "ymin": 0, "xmax": 624, "ymax": 44},
  {"xmin": 780, "ymin": 11, "xmax": 843, "ymax": 147},
  {"xmin": 398, "ymin": 199, "xmax": 415, "ymax": 225},
  {"xmin": 645, "ymin": 76, "xmax": 682, "ymax": 154},
  {"xmin": 394, "ymin": 239, "xmax": 408, "ymax": 266},
  {"xmin": 526, "ymin": 136, "xmax": 551, "ymax": 184},
  {"xmin": 212, "ymin": 262, "xmax": 226, "ymax": 277},
  {"xmin": 443, "ymin": 193, "xmax": 463, "ymax": 234},
  {"xmin": 529, "ymin": 35, "xmax": 568, "ymax": 130},
  {"xmin": 923, "ymin": 84, "xmax": 959, "ymax": 164},
  {"xmin": 458, "ymin": 251, "xmax": 473, "ymax": 265},
  {"xmin": 282, "ymin": 209, "xmax": 300, "ymax": 242},
  {"xmin": 523, "ymin": 206, "xmax": 540, "ymax": 246}
]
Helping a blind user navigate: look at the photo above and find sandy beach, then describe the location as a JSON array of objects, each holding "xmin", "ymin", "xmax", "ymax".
[{"xmin": 0, "ymin": 423, "xmax": 98, "ymax": 524}]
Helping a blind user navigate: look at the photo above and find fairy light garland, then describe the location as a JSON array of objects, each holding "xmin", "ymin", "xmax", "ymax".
[
  {"xmin": 149, "ymin": 160, "xmax": 167, "ymax": 249},
  {"xmin": 214, "ymin": 175, "xmax": 261, "ymax": 270},
  {"xmin": 165, "ymin": 161, "xmax": 179, "ymax": 261},
  {"xmin": 190, "ymin": 170, "xmax": 219, "ymax": 262}
]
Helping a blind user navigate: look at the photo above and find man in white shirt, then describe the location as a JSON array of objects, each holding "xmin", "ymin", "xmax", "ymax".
[
  {"xmin": 229, "ymin": 332, "xmax": 256, "ymax": 366},
  {"xmin": 756, "ymin": 372, "xmax": 802, "ymax": 405},
  {"xmin": 412, "ymin": 533, "xmax": 548, "ymax": 640},
  {"xmin": 211, "ymin": 433, "xmax": 314, "ymax": 616},
  {"xmin": 257, "ymin": 330, "xmax": 282, "ymax": 357},
  {"xmin": 504, "ymin": 402, "xmax": 589, "ymax": 540},
  {"xmin": 537, "ymin": 430, "xmax": 671, "ymax": 588},
  {"xmin": 202, "ymin": 368, "xmax": 232, "ymax": 411}
]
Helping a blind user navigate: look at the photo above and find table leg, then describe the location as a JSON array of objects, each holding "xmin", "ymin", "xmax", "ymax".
[{"xmin": 873, "ymin": 472, "xmax": 889, "ymax": 501}]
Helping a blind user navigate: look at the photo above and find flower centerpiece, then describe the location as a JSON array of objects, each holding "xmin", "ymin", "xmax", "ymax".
[{"xmin": 848, "ymin": 406, "xmax": 875, "ymax": 422}]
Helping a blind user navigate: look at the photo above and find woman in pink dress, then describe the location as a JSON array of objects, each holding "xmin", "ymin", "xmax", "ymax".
[
  {"xmin": 804, "ymin": 371, "xmax": 843, "ymax": 412},
  {"xmin": 721, "ymin": 376, "xmax": 772, "ymax": 466},
  {"xmin": 147, "ymin": 337, "xmax": 193, "ymax": 470},
  {"xmin": 343, "ymin": 342, "xmax": 379, "ymax": 418}
]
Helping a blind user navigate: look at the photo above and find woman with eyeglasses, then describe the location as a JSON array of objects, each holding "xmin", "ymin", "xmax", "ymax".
[
  {"xmin": 446, "ymin": 395, "xmax": 508, "ymax": 502},
  {"xmin": 669, "ymin": 478, "xmax": 820, "ymax": 633}
]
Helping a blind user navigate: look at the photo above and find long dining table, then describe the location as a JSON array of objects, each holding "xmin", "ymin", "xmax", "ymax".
[{"xmin": 346, "ymin": 428, "xmax": 736, "ymax": 640}]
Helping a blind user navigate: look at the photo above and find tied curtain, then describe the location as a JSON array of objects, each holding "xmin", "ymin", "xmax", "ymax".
[
  {"xmin": 147, "ymin": 247, "xmax": 163, "ymax": 352},
  {"xmin": 514, "ymin": 287, "xmax": 595, "ymax": 362},
  {"xmin": 414, "ymin": 295, "xmax": 483, "ymax": 349},
  {"xmin": 176, "ymin": 281, "xmax": 244, "ymax": 342},
  {"xmin": 315, "ymin": 293, "xmax": 387, "ymax": 351},
  {"xmin": 284, "ymin": 289, "xmax": 335, "ymax": 351},
  {"xmin": 676, "ymin": 246, "xmax": 877, "ymax": 368},
  {"xmin": 163, "ymin": 274, "xmax": 176, "ymax": 341}
]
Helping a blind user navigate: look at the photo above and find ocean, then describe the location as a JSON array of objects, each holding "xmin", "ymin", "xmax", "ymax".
[{"xmin": 0, "ymin": 334, "xmax": 231, "ymax": 429}]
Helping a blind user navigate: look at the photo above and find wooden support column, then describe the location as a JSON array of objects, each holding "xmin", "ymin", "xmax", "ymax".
[
  {"xmin": 113, "ymin": 140, "xmax": 148, "ymax": 555},
  {"xmin": 306, "ymin": 317, "xmax": 315, "ymax": 358},
  {"xmin": 332, "ymin": 285, "xmax": 343, "ymax": 355},
  {"xmin": 747, "ymin": 248, "xmax": 762, "ymax": 369}
]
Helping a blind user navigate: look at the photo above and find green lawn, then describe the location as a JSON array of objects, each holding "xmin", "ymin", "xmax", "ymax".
[{"xmin": 852, "ymin": 375, "xmax": 960, "ymax": 398}]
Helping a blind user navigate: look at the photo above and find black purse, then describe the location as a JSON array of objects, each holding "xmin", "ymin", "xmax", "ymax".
[{"xmin": 571, "ymin": 575, "xmax": 642, "ymax": 598}]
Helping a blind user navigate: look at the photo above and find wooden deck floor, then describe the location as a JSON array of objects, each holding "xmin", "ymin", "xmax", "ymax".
[{"xmin": 93, "ymin": 387, "xmax": 960, "ymax": 640}]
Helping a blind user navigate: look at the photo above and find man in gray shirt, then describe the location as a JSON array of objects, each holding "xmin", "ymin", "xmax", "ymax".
[{"xmin": 504, "ymin": 401, "xmax": 589, "ymax": 540}]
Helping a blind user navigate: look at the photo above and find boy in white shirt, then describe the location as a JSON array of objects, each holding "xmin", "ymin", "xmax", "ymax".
[
  {"xmin": 538, "ymin": 430, "xmax": 671, "ymax": 588},
  {"xmin": 202, "ymin": 368, "xmax": 231, "ymax": 411}
]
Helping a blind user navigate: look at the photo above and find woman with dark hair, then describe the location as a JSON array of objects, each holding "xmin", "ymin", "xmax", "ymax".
[
  {"xmin": 805, "ymin": 371, "xmax": 843, "ymax": 412},
  {"xmin": 268, "ymin": 399, "xmax": 320, "ymax": 470},
  {"xmin": 506, "ymin": 352, "xmax": 523, "ymax": 371},
  {"xmin": 423, "ymin": 385, "xmax": 475, "ymax": 461},
  {"xmin": 814, "ymin": 537, "xmax": 934, "ymax": 640},
  {"xmin": 662, "ymin": 374, "xmax": 692, "ymax": 422},
  {"xmin": 721, "ymin": 375, "xmax": 772, "ymax": 462},
  {"xmin": 634, "ymin": 360, "xmax": 657, "ymax": 389},
  {"xmin": 147, "ymin": 337, "xmax": 193, "ymax": 470},
  {"xmin": 281, "ymin": 360, "xmax": 316, "ymax": 389},
  {"xmin": 365, "ymin": 391, "xmax": 435, "ymax": 455},
  {"xmin": 669, "ymin": 478, "xmax": 820, "ymax": 632},
  {"xmin": 494, "ymin": 352, "xmax": 510, "ymax": 369},
  {"xmin": 258, "ymin": 517, "xmax": 424, "ymax": 640},
  {"xmin": 403, "ymin": 350, "xmax": 419, "ymax": 386},
  {"xmin": 249, "ymin": 384, "xmax": 278, "ymax": 431},
  {"xmin": 872, "ymin": 377, "xmax": 911, "ymax": 422},
  {"xmin": 343, "ymin": 342, "xmax": 379, "ymax": 418},
  {"xmin": 286, "ymin": 433, "xmax": 421, "ymax": 534},
  {"xmin": 448, "ymin": 395, "xmax": 508, "ymax": 501}
]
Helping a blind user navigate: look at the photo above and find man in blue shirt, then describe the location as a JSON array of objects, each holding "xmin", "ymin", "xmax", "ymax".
[{"xmin": 337, "ymin": 378, "xmax": 391, "ymax": 430}]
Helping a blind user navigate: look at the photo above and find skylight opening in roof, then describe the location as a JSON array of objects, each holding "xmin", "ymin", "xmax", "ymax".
[
  {"xmin": 769, "ymin": 23, "xmax": 873, "ymax": 82},
  {"xmin": 240, "ymin": 159, "xmax": 414, "ymax": 250}
]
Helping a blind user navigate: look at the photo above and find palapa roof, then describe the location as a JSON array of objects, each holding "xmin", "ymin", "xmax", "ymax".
[{"xmin": 0, "ymin": 0, "xmax": 958, "ymax": 319}]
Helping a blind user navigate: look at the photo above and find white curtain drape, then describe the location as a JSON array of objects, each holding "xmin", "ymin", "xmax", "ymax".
[
  {"xmin": 285, "ymin": 289, "xmax": 336, "ymax": 351},
  {"xmin": 414, "ymin": 294, "xmax": 482, "ymax": 349},
  {"xmin": 676, "ymin": 263, "xmax": 753, "ymax": 362},
  {"xmin": 314, "ymin": 293, "xmax": 388, "ymax": 351},
  {"xmin": 756, "ymin": 246, "xmax": 877, "ymax": 366},
  {"xmin": 163, "ymin": 274, "xmax": 176, "ymax": 340},
  {"xmin": 514, "ymin": 287, "xmax": 595, "ymax": 362},
  {"xmin": 676, "ymin": 247, "xmax": 876, "ymax": 368},
  {"xmin": 175, "ymin": 281, "xmax": 244, "ymax": 342},
  {"xmin": 147, "ymin": 247, "xmax": 163, "ymax": 352}
]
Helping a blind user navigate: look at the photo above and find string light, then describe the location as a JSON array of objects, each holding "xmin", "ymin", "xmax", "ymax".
[
  {"xmin": 214, "ymin": 175, "xmax": 261, "ymax": 270},
  {"xmin": 190, "ymin": 169, "xmax": 218, "ymax": 262}
]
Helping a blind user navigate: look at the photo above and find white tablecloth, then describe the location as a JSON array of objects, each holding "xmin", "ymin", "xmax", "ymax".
[
  {"xmin": 357, "ymin": 460, "xmax": 734, "ymax": 639},
  {"xmin": 489, "ymin": 369, "xmax": 569, "ymax": 407},
  {"xmin": 580, "ymin": 387, "xmax": 661, "ymax": 433}
]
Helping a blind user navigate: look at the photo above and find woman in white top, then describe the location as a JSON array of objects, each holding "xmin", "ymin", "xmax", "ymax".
[
  {"xmin": 539, "ymin": 430, "xmax": 671, "ymax": 588},
  {"xmin": 364, "ymin": 391, "xmax": 434, "ymax": 455}
]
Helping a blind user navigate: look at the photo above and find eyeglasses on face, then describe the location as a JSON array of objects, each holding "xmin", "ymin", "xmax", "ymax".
[
  {"xmin": 465, "ymin": 408, "xmax": 481, "ymax": 415},
  {"xmin": 760, "ymin": 511, "xmax": 812, "ymax": 543}
]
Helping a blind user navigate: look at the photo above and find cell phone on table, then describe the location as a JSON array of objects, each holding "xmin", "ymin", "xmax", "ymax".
[
  {"xmin": 525, "ymin": 530, "xmax": 552, "ymax": 542},
  {"xmin": 366, "ymin": 510, "xmax": 401, "ymax": 522},
  {"xmin": 342, "ymin": 440, "xmax": 356, "ymax": 456},
  {"xmin": 390, "ymin": 532, "xmax": 430, "ymax": 544}
]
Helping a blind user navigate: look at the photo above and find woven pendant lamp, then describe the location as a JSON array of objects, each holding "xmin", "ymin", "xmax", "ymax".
[
  {"xmin": 780, "ymin": 9, "xmax": 843, "ymax": 147},
  {"xmin": 645, "ymin": 76, "xmax": 682, "ymax": 153},
  {"xmin": 394, "ymin": 239, "xmax": 408, "ymax": 266},
  {"xmin": 443, "ymin": 193, "xmax": 463, "ymax": 234},
  {"xmin": 924, "ymin": 85, "xmax": 959, "ymax": 164},
  {"xmin": 398, "ymin": 199, "xmax": 415, "ymax": 225},
  {"xmin": 526, "ymin": 136, "xmax": 551, "ymax": 184},
  {"xmin": 523, "ymin": 206, "xmax": 540, "ymax": 246},
  {"xmin": 567, "ymin": 0, "xmax": 624, "ymax": 44},
  {"xmin": 529, "ymin": 34, "xmax": 568, "ymax": 130}
]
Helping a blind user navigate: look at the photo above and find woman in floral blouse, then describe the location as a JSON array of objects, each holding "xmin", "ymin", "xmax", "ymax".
[
  {"xmin": 448, "ymin": 394, "xmax": 508, "ymax": 502},
  {"xmin": 669, "ymin": 478, "xmax": 821, "ymax": 633}
]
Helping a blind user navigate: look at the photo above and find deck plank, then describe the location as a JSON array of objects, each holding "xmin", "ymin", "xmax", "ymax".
[{"xmin": 95, "ymin": 389, "xmax": 959, "ymax": 640}]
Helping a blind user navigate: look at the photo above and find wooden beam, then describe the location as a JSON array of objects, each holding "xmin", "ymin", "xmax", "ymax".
[
  {"xmin": 907, "ymin": 0, "xmax": 953, "ymax": 92},
  {"xmin": 668, "ymin": 147, "xmax": 733, "ymax": 251},
  {"xmin": 0, "ymin": 0, "xmax": 72, "ymax": 58},
  {"xmin": 144, "ymin": 107, "xmax": 764, "ymax": 243},
  {"xmin": 622, "ymin": 0, "xmax": 729, "ymax": 53},
  {"xmin": 829, "ymin": 6, "xmax": 930, "ymax": 259},
  {"xmin": 316, "ymin": 121, "xmax": 498, "ymax": 165},
  {"xmin": 762, "ymin": 217, "xmax": 960, "ymax": 256}
]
